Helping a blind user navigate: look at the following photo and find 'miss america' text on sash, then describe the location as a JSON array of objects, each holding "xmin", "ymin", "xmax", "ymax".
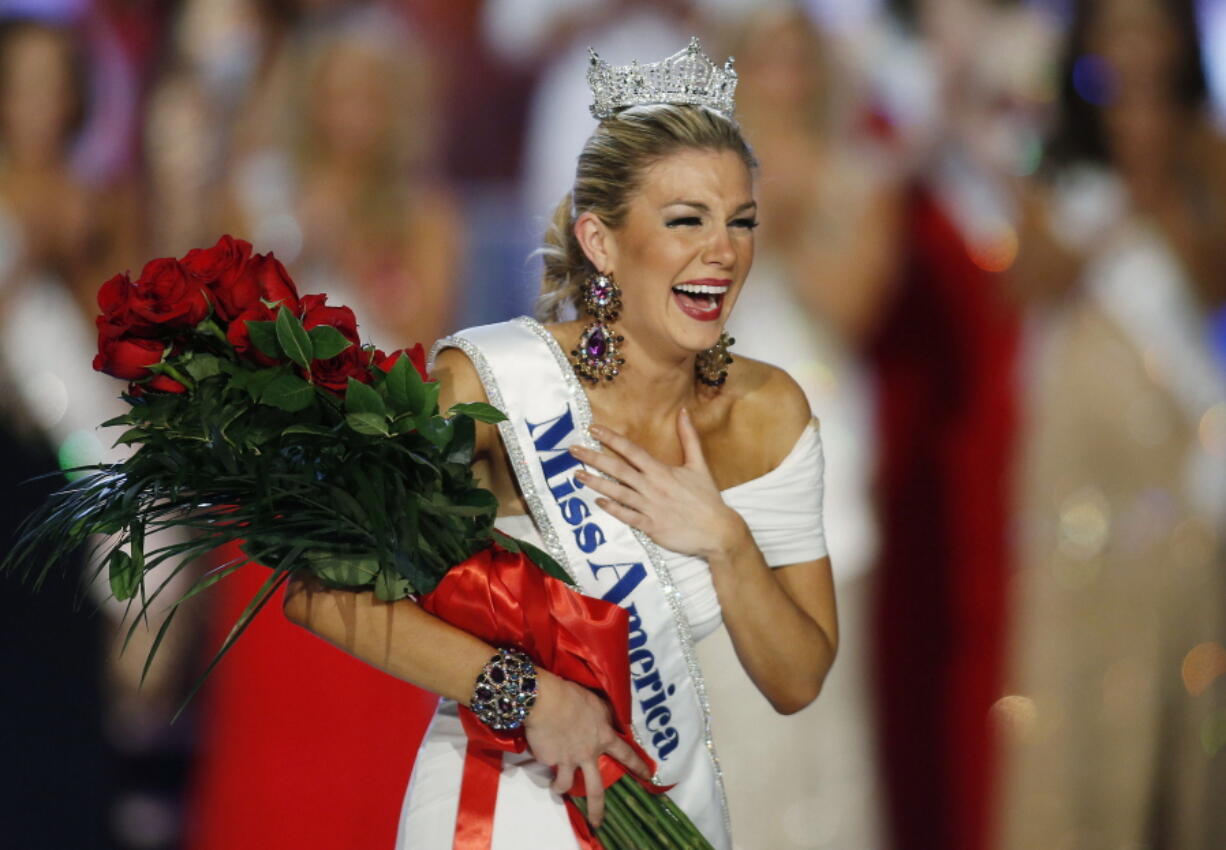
[{"xmin": 526, "ymin": 407, "xmax": 682, "ymax": 761}]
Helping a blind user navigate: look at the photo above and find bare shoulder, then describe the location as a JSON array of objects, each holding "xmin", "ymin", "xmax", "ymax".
[
  {"xmin": 431, "ymin": 346, "xmax": 487, "ymax": 407},
  {"xmin": 722, "ymin": 356, "xmax": 814, "ymax": 469}
]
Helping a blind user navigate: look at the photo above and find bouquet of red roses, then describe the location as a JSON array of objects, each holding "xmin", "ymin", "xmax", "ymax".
[
  {"xmin": 4, "ymin": 236, "xmax": 713, "ymax": 850},
  {"xmin": 8, "ymin": 235, "xmax": 545, "ymax": 687}
]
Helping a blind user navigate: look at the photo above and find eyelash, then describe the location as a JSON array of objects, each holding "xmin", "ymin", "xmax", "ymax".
[{"xmin": 666, "ymin": 216, "xmax": 759, "ymax": 230}]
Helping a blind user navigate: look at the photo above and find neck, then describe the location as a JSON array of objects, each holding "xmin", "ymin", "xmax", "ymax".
[{"xmin": 584, "ymin": 327, "xmax": 699, "ymax": 430}]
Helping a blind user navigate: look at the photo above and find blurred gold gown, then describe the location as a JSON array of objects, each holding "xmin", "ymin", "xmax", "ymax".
[{"xmin": 998, "ymin": 200, "xmax": 1226, "ymax": 849}]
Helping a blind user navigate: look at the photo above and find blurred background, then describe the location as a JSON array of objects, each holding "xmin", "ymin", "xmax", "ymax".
[{"xmin": 1, "ymin": 0, "xmax": 1225, "ymax": 848}]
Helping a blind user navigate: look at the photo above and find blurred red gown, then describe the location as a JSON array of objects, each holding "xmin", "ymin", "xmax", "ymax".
[
  {"xmin": 183, "ymin": 545, "xmax": 438, "ymax": 850},
  {"xmin": 867, "ymin": 184, "xmax": 1019, "ymax": 850}
]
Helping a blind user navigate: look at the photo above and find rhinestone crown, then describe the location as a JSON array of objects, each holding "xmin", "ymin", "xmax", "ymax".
[{"xmin": 587, "ymin": 37, "xmax": 737, "ymax": 121}]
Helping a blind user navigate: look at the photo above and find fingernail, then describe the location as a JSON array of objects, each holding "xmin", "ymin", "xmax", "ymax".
[
  {"xmin": 568, "ymin": 445, "xmax": 582, "ymax": 455},
  {"xmin": 588, "ymin": 424, "xmax": 605, "ymax": 436}
]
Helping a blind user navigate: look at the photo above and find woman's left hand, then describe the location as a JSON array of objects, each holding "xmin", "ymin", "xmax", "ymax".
[{"xmin": 569, "ymin": 408, "xmax": 746, "ymax": 560}]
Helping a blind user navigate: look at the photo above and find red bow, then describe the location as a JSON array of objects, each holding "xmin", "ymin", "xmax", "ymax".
[{"xmin": 419, "ymin": 545, "xmax": 660, "ymax": 850}]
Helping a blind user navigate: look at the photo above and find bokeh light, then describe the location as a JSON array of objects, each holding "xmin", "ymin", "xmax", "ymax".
[
  {"xmin": 57, "ymin": 429, "xmax": 105, "ymax": 480},
  {"xmin": 1182, "ymin": 642, "xmax": 1226, "ymax": 697},
  {"xmin": 1071, "ymin": 54, "xmax": 1114, "ymax": 106},
  {"xmin": 1199, "ymin": 401, "xmax": 1226, "ymax": 458},
  {"xmin": 968, "ymin": 226, "xmax": 1019, "ymax": 273}
]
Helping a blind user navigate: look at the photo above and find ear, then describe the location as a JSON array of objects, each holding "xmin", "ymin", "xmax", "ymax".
[{"xmin": 574, "ymin": 211, "xmax": 616, "ymax": 275}]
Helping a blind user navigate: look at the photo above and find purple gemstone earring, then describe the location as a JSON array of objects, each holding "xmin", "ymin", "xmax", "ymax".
[{"xmin": 571, "ymin": 271, "xmax": 626, "ymax": 383}]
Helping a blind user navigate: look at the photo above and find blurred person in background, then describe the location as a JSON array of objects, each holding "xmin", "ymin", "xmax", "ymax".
[
  {"xmin": 864, "ymin": 1, "xmax": 1059, "ymax": 848},
  {"xmin": 695, "ymin": 6, "xmax": 898, "ymax": 849},
  {"xmin": 222, "ymin": 2, "xmax": 460, "ymax": 350},
  {"xmin": 0, "ymin": 12, "xmax": 138, "ymax": 850},
  {"xmin": 997, "ymin": 0, "xmax": 1226, "ymax": 847},
  {"xmin": 184, "ymin": 6, "xmax": 460, "ymax": 850}
]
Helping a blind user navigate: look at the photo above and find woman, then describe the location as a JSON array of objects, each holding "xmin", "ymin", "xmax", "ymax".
[
  {"xmin": 223, "ymin": 6, "xmax": 461, "ymax": 349},
  {"xmin": 285, "ymin": 42, "xmax": 838, "ymax": 849},
  {"xmin": 998, "ymin": 0, "xmax": 1226, "ymax": 847}
]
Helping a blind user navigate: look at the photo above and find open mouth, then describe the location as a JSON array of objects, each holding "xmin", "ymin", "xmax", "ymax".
[{"xmin": 671, "ymin": 281, "xmax": 729, "ymax": 322}]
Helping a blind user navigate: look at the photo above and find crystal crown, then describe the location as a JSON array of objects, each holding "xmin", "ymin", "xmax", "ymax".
[{"xmin": 587, "ymin": 37, "xmax": 737, "ymax": 120}]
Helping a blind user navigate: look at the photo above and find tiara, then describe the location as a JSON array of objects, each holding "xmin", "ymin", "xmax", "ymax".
[{"xmin": 587, "ymin": 37, "xmax": 737, "ymax": 120}]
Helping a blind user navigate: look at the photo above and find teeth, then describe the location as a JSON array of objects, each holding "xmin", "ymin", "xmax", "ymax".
[{"xmin": 673, "ymin": 283, "xmax": 729, "ymax": 295}]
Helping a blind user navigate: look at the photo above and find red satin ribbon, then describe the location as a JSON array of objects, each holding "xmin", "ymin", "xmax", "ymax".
[{"xmin": 419, "ymin": 545, "xmax": 662, "ymax": 850}]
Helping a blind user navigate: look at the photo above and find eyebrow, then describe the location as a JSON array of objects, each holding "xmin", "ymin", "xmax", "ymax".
[{"xmin": 664, "ymin": 200, "xmax": 758, "ymax": 214}]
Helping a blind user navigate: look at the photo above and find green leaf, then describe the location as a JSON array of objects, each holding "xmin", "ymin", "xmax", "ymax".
[
  {"xmin": 239, "ymin": 367, "xmax": 281, "ymax": 402},
  {"xmin": 374, "ymin": 566, "xmax": 412, "ymax": 602},
  {"xmin": 385, "ymin": 355, "xmax": 427, "ymax": 415},
  {"xmin": 519, "ymin": 538, "xmax": 575, "ymax": 586},
  {"xmin": 307, "ymin": 551, "xmax": 380, "ymax": 586},
  {"xmin": 275, "ymin": 307, "xmax": 313, "ymax": 369},
  {"xmin": 448, "ymin": 402, "xmax": 507, "ymax": 424},
  {"xmin": 345, "ymin": 378, "xmax": 387, "ymax": 417},
  {"xmin": 246, "ymin": 320, "xmax": 281, "ymax": 359},
  {"xmin": 130, "ymin": 519, "xmax": 145, "ymax": 574},
  {"xmin": 346, "ymin": 412, "xmax": 390, "ymax": 437},
  {"xmin": 445, "ymin": 416, "xmax": 476, "ymax": 465},
  {"xmin": 114, "ymin": 427, "xmax": 148, "ymax": 446},
  {"xmin": 259, "ymin": 374, "xmax": 315, "ymax": 412},
  {"xmin": 422, "ymin": 381, "xmax": 441, "ymax": 417},
  {"xmin": 417, "ymin": 415, "xmax": 452, "ymax": 449},
  {"xmin": 184, "ymin": 354, "xmax": 224, "ymax": 381},
  {"xmin": 392, "ymin": 549, "xmax": 437, "ymax": 596},
  {"xmin": 309, "ymin": 325, "xmax": 352, "ymax": 360},
  {"xmin": 282, "ymin": 423, "xmax": 335, "ymax": 438},
  {"xmin": 108, "ymin": 549, "xmax": 140, "ymax": 600}
]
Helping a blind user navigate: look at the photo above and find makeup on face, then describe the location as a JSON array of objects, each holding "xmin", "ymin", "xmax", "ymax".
[{"xmin": 606, "ymin": 149, "xmax": 756, "ymax": 352}]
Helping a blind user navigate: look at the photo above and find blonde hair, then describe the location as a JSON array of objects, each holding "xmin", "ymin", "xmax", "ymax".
[{"xmin": 536, "ymin": 105, "xmax": 757, "ymax": 321}]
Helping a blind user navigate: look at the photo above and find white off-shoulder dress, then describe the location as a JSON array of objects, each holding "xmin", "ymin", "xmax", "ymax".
[{"xmin": 397, "ymin": 333, "xmax": 827, "ymax": 849}]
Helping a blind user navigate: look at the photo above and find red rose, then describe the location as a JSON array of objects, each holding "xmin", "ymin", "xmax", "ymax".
[
  {"xmin": 299, "ymin": 293, "xmax": 359, "ymax": 344},
  {"xmin": 308, "ymin": 346, "xmax": 373, "ymax": 394},
  {"xmin": 226, "ymin": 303, "xmax": 282, "ymax": 366},
  {"xmin": 93, "ymin": 336, "xmax": 167, "ymax": 380},
  {"xmin": 246, "ymin": 252, "xmax": 300, "ymax": 310},
  {"xmin": 129, "ymin": 258, "xmax": 210, "ymax": 328},
  {"xmin": 182, "ymin": 235, "xmax": 254, "ymax": 319},
  {"xmin": 146, "ymin": 374, "xmax": 188, "ymax": 393},
  {"xmin": 208, "ymin": 250, "xmax": 300, "ymax": 322},
  {"xmin": 98, "ymin": 271, "xmax": 133, "ymax": 315},
  {"xmin": 95, "ymin": 272, "xmax": 148, "ymax": 339},
  {"xmin": 182, "ymin": 234, "xmax": 251, "ymax": 284},
  {"xmin": 375, "ymin": 343, "xmax": 430, "ymax": 381}
]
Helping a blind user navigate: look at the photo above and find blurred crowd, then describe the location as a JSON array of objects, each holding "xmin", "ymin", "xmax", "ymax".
[{"xmin": 2, "ymin": 0, "xmax": 1225, "ymax": 849}]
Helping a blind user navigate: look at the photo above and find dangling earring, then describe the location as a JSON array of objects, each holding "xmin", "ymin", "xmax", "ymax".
[
  {"xmin": 571, "ymin": 271, "xmax": 626, "ymax": 383},
  {"xmin": 695, "ymin": 330, "xmax": 735, "ymax": 387}
]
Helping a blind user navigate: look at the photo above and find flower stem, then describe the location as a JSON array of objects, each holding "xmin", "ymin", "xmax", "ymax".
[{"xmin": 622, "ymin": 776, "xmax": 709, "ymax": 848}]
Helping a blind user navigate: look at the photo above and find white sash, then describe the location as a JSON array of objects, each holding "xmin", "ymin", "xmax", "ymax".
[{"xmin": 432, "ymin": 317, "xmax": 731, "ymax": 849}]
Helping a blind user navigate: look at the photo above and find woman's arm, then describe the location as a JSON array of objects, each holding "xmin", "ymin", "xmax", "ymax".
[
  {"xmin": 282, "ymin": 347, "xmax": 648, "ymax": 826},
  {"xmin": 569, "ymin": 378, "xmax": 837, "ymax": 715},
  {"xmin": 705, "ymin": 537, "xmax": 837, "ymax": 715}
]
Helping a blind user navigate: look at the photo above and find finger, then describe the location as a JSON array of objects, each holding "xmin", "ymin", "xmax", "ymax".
[
  {"xmin": 570, "ymin": 445, "xmax": 646, "ymax": 489},
  {"xmin": 596, "ymin": 497, "xmax": 648, "ymax": 530},
  {"xmin": 676, "ymin": 407, "xmax": 708, "ymax": 471},
  {"xmin": 605, "ymin": 736, "xmax": 653, "ymax": 781},
  {"xmin": 551, "ymin": 764, "xmax": 576, "ymax": 796},
  {"xmin": 588, "ymin": 425, "xmax": 659, "ymax": 472},
  {"xmin": 580, "ymin": 760, "xmax": 605, "ymax": 827},
  {"xmin": 575, "ymin": 469, "xmax": 646, "ymax": 510}
]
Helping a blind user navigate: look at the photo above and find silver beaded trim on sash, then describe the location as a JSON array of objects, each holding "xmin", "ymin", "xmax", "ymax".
[
  {"xmin": 429, "ymin": 335, "xmax": 578, "ymax": 584},
  {"xmin": 512, "ymin": 316, "xmax": 732, "ymax": 836}
]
